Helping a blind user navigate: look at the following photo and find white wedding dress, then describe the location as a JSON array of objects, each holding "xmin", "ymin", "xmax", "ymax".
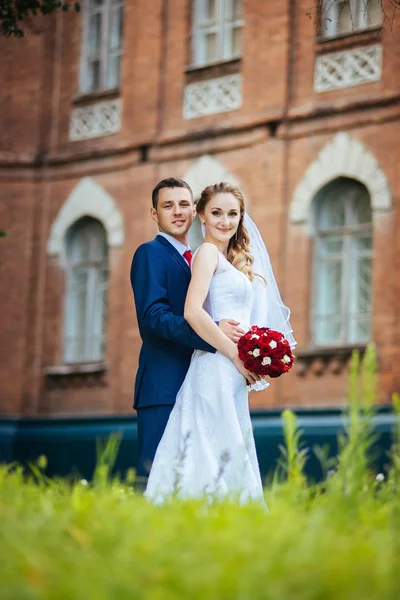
[{"xmin": 145, "ymin": 246, "xmax": 265, "ymax": 505}]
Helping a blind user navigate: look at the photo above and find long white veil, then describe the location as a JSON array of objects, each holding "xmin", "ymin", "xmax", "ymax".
[{"xmin": 244, "ymin": 214, "xmax": 297, "ymax": 350}]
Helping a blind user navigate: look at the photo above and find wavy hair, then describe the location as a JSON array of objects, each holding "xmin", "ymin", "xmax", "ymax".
[{"xmin": 196, "ymin": 182, "xmax": 259, "ymax": 282}]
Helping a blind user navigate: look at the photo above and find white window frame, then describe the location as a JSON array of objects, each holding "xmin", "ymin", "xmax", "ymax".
[
  {"xmin": 312, "ymin": 179, "xmax": 373, "ymax": 347},
  {"xmin": 80, "ymin": 0, "xmax": 124, "ymax": 94},
  {"xmin": 63, "ymin": 218, "xmax": 109, "ymax": 364},
  {"xmin": 320, "ymin": 0, "xmax": 382, "ymax": 39},
  {"xmin": 192, "ymin": 0, "xmax": 244, "ymax": 67}
]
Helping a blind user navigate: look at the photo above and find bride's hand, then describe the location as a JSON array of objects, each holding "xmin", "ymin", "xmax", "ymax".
[{"xmin": 233, "ymin": 356, "xmax": 260, "ymax": 385}]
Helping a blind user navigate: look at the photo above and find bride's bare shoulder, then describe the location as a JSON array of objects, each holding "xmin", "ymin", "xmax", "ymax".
[{"xmin": 192, "ymin": 242, "xmax": 219, "ymax": 269}]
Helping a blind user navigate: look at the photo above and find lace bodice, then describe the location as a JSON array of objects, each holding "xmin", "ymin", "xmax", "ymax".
[{"xmin": 196, "ymin": 245, "xmax": 253, "ymax": 331}]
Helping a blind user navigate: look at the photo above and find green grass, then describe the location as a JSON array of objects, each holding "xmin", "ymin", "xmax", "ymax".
[{"xmin": 1, "ymin": 345, "xmax": 400, "ymax": 599}]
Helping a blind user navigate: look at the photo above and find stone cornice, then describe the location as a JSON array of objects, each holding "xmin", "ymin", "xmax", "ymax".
[{"xmin": 0, "ymin": 90, "xmax": 399, "ymax": 173}]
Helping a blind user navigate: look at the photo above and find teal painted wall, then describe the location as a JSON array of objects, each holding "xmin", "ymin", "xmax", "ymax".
[{"xmin": 0, "ymin": 409, "xmax": 395, "ymax": 482}]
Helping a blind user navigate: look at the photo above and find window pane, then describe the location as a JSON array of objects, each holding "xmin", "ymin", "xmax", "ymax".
[
  {"xmin": 337, "ymin": 0, "xmax": 353, "ymax": 34},
  {"xmin": 68, "ymin": 218, "xmax": 107, "ymax": 263},
  {"xmin": 206, "ymin": 0, "xmax": 216, "ymax": 21},
  {"xmin": 232, "ymin": 0, "xmax": 242, "ymax": 20},
  {"xmin": 89, "ymin": 12, "xmax": 102, "ymax": 54},
  {"xmin": 106, "ymin": 54, "xmax": 121, "ymax": 88},
  {"xmin": 69, "ymin": 228, "xmax": 91, "ymax": 263},
  {"xmin": 316, "ymin": 178, "xmax": 371, "ymax": 231},
  {"xmin": 314, "ymin": 253, "xmax": 343, "ymax": 345},
  {"xmin": 352, "ymin": 192, "xmax": 372, "ymax": 225},
  {"xmin": 318, "ymin": 194, "xmax": 346, "ymax": 231},
  {"xmin": 231, "ymin": 25, "xmax": 242, "ymax": 56},
  {"xmin": 64, "ymin": 270, "xmax": 88, "ymax": 362},
  {"xmin": 352, "ymin": 233, "xmax": 372, "ymax": 253},
  {"xmin": 109, "ymin": 5, "xmax": 123, "ymax": 51},
  {"xmin": 319, "ymin": 236, "xmax": 343, "ymax": 258},
  {"xmin": 87, "ymin": 59, "xmax": 101, "ymax": 92},
  {"xmin": 89, "ymin": 223, "xmax": 108, "ymax": 260},
  {"xmin": 315, "ymin": 315, "xmax": 343, "ymax": 346},
  {"xmin": 348, "ymin": 240, "xmax": 372, "ymax": 342},
  {"xmin": 205, "ymin": 32, "xmax": 218, "ymax": 62},
  {"xmin": 320, "ymin": 0, "xmax": 354, "ymax": 37},
  {"xmin": 359, "ymin": 0, "xmax": 382, "ymax": 28},
  {"xmin": 89, "ymin": 269, "xmax": 108, "ymax": 361}
]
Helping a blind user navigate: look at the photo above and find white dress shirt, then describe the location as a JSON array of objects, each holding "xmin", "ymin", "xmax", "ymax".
[{"xmin": 158, "ymin": 232, "xmax": 191, "ymax": 258}]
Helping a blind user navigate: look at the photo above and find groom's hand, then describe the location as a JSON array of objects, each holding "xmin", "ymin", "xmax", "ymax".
[{"xmin": 219, "ymin": 320, "xmax": 245, "ymax": 343}]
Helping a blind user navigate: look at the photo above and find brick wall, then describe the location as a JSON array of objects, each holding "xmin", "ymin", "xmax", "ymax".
[{"xmin": 0, "ymin": 0, "xmax": 399, "ymax": 417}]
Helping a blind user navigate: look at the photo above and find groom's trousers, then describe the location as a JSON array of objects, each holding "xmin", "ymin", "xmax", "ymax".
[{"xmin": 136, "ymin": 404, "xmax": 174, "ymax": 481}]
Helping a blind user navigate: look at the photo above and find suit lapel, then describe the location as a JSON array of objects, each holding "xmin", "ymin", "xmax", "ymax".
[{"xmin": 156, "ymin": 235, "xmax": 191, "ymax": 276}]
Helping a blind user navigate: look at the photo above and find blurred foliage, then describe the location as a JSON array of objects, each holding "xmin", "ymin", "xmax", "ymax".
[
  {"xmin": 1, "ymin": 344, "xmax": 400, "ymax": 598},
  {"xmin": 0, "ymin": 0, "xmax": 80, "ymax": 37}
]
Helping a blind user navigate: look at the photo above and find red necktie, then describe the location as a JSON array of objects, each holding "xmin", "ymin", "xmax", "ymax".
[{"xmin": 183, "ymin": 249, "xmax": 193, "ymax": 267}]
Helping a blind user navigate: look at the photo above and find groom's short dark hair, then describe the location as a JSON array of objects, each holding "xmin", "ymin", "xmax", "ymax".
[{"xmin": 152, "ymin": 178, "xmax": 193, "ymax": 209}]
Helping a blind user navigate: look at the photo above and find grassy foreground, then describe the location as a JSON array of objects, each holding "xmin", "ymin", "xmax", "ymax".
[{"xmin": 1, "ymin": 347, "xmax": 400, "ymax": 600}]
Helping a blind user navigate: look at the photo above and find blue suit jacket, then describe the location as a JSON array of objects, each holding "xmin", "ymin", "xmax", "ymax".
[{"xmin": 130, "ymin": 235, "xmax": 215, "ymax": 409}]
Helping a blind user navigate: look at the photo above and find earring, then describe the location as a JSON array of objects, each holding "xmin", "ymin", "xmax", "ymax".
[{"xmin": 201, "ymin": 222, "xmax": 206, "ymax": 238}]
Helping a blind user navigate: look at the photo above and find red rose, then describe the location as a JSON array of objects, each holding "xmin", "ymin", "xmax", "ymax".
[
  {"xmin": 244, "ymin": 356, "xmax": 260, "ymax": 373},
  {"xmin": 270, "ymin": 344, "xmax": 286, "ymax": 360},
  {"xmin": 237, "ymin": 336, "xmax": 247, "ymax": 349},
  {"xmin": 238, "ymin": 347, "xmax": 248, "ymax": 361},
  {"xmin": 269, "ymin": 330, "xmax": 284, "ymax": 342},
  {"xmin": 259, "ymin": 345, "xmax": 271, "ymax": 358},
  {"xmin": 243, "ymin": 340, "xmax": 254, "ymax": 353},
  {"xmin": 267, "ymin": 358, "xmax": 284, "ymax": 378},
  {"xmin": 258, "ymin": 335, "xmax": 272, "ymax": 349}
]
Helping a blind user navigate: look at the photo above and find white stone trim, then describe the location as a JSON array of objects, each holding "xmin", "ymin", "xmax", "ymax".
[
  {"xmin": 48, "ymin": 177, "xmax": 124, "ymax": 257},
  {"xmin": 183, "ymin": 74, "xmax": 242, "ymax": 119},
  {"xmin": 290, "ymin": 132, "xmax": 391, "ymax": 224},
  {"xmin": 69, "ymin": 98, "xmax": 122, "ymax": 141},
  {"xmin": 314, "ymin": 44, "xmax": 382, "ymax": 93},
  {"xmin": 183, "ymin": 155, "xmax": 241, "ymax": 199}
]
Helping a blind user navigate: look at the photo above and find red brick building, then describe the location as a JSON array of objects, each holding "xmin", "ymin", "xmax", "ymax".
[{"xmin": 1, "ymin": 0, "xmax": 399, "ymax": 422}]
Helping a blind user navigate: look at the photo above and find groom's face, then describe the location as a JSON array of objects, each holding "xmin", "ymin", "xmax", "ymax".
[{"xmin": 151, "ymin": 187, "xmax": 196, "ymax": 239}]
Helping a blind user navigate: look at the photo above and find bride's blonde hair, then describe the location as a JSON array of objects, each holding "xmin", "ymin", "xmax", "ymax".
[{"xmin": 196, "ymin": 182, "xmax": 258, "ymax": 282}]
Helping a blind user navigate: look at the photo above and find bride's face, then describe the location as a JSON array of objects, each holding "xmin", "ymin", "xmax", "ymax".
[{"xmin": 200, "ymin": 192, "xmax": 241, "ymax": 245}]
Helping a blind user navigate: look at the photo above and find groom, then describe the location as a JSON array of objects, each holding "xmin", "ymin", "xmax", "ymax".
[{"xmin": 130, "ymin": 178, "xmax": 244, "ymax": 481}]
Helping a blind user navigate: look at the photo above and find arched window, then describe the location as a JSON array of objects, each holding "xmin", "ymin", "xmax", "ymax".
[
  {"xmin": 313, "ymin": 178, "xmax": 373, "ymax": 346},
  {"xmin": 64, "ymin": 218, "xmax": 109, "ymax": 363}
]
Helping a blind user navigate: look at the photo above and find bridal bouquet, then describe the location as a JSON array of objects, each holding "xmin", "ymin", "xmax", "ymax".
[{"xmin": 237, "ymin": 326, "xmax": 295, "ymax": 378}]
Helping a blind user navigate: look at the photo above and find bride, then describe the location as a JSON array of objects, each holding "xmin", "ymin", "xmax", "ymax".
[{"xmin": 145, "ymin": 182, "xmax": 296, "ymax": 504}]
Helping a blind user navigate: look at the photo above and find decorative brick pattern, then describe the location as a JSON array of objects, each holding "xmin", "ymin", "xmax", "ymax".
[
  {"xmin": 183, "ymin": 74, "xmax": 242, "ymax": 119},
  {"xmin": 314, "ymin": 44, "xmax": 382, "ymax": 93},
  {"xmin": 69, "ymin": 98, "xmax": 122, "ymax": 141}
]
